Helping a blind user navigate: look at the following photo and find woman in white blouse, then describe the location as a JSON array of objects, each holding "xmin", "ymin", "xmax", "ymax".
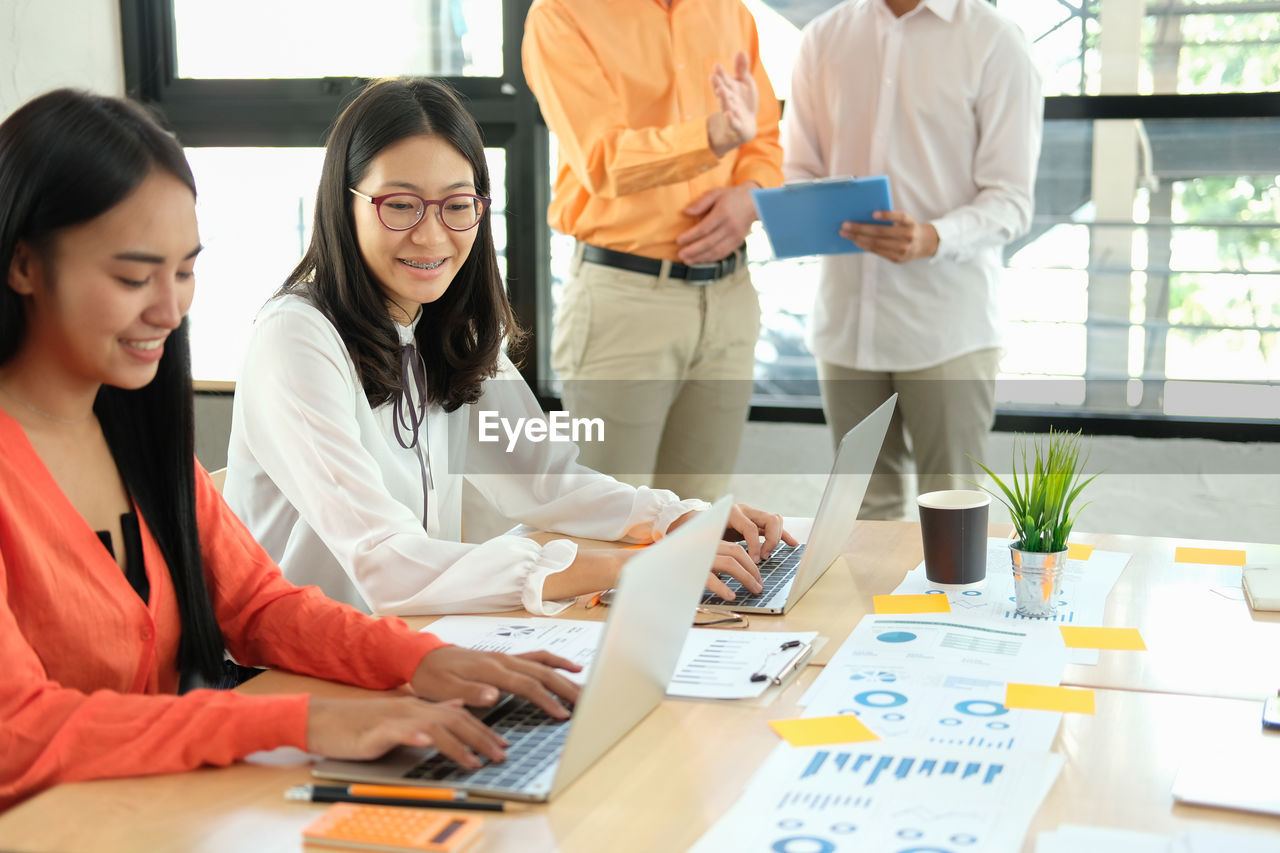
[{"xmin": 225, "ymin": 78, "xmax": 792, "ymax": 617}]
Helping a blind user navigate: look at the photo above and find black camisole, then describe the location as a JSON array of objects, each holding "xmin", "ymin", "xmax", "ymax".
[{"xmin": 95, "ymin": 511, "xmax": 148, "ymax": 602}]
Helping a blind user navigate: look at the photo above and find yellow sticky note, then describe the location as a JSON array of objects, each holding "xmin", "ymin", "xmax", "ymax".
[
  {"xmin": 1066, "ymin": 542, "xmax": 1094, "ymax": 561},
  {"xmin": 1175, "ymin": 546, "xmax": 1247, "ymax": 566},
  {"xmin": 769, "ymin": 715, "xmax": 880, "ymax": 747},
  {"xmin": 873, "ymin": 593, "xmax": 951, "ymax": 614},
  {"xmin": 1060, "ymin": 626, "xmax": 1147, "ymax": 651},
  {"xmin": 1004, "ymin": 683, "xmax": 1095, "ymax": 715}
]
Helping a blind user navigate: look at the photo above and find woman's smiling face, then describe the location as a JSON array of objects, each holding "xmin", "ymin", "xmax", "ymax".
[
  {"xmin": 7, "ymin": 170, "xmax": 200, "ymax": 392},
  {"xmin": 350, "ymin": 133, "xmax": 480, "ymax": 325}
]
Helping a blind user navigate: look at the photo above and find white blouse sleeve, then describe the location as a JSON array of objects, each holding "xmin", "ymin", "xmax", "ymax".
[
  {"xmin": 234, "ymin": 304, "xmax": 702, "ymax": 616},
  {"xmin": 781, "ymin": 24, "xmax": 829, "ymax": 183},
  {"xmin": 234, "ymin": 304, "xmax": 553, "ymax": 615},
  {"xmin": 929, "ymin": 23, "xmax": 1043, "ymax": 264},
  {"xmin": 464, "ymin": 356, "xmax": 708, "ymax": 545}
]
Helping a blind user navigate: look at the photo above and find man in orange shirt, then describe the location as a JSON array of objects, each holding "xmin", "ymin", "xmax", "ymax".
[{"xmin": 522, "ymin": 0, "xmax": 783, "ymax": 500}]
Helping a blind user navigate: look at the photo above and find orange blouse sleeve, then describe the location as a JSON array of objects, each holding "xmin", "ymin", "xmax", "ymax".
[
  {"xmin": 194, "ymin": 461, "xmax": 448, "ymax": 684},
  {"xmin": 0, "ymin": 462, "xmax": 450, "ymax": 811},
  {"xmin": 0, "ymin": 539, "xmax": 309, "ymax": 810}
]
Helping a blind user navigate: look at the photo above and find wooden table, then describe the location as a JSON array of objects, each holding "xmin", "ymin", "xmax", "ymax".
[
  {"xmin": 1058, "ymin": 532, "xmax": 1280, "ymax": 701},
  {"xmin": 3, "ymin": 521, "xmax": 1278, "ymax": 851},
  {"xmin": 1024, "ymin": 688, "xmax": 1280, "ymax": 847},
  {"xmin": 765, "ymin": 521, "xmax": 1280, "ymax": 700}
]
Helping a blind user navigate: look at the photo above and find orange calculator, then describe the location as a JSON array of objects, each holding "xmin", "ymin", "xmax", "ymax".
[{"xmin": 302, "ymin": 803, "xmax": 483, "ymax": 852}]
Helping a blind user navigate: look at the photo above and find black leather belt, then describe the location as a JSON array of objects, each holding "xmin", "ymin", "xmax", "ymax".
[{"xmin": 581, "ymin": 243, "xmax": 744, "ymax": 283}]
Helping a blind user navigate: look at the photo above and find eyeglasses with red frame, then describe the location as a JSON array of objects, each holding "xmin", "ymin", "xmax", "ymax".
[{"xmin": 349, "ymin": 187, "xmax": 491, "ymax": 232}]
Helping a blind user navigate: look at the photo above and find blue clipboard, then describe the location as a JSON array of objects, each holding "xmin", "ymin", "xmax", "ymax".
[{"xmin": 750, "ymin": 175, "xmax": 893, "ymax": 259}]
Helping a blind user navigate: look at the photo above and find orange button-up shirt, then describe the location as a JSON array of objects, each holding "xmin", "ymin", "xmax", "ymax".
[
  {"xmin": 0, "ymin": 409, "xmax": 446, "ymax": 810},
  {"xmin": 523, "ymin": 0, "xmax": 784, "ymax": 261}
]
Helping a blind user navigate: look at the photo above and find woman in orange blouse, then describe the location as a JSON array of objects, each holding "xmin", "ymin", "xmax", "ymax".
[{"xmin": 0, "ymin": 89, "xmax": 579, "ymax": 811}]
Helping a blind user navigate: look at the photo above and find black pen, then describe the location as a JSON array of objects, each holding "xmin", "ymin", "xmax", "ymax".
[{"xmin": 286, "ymin": 784, "xmax": 510, "ymax": 812}]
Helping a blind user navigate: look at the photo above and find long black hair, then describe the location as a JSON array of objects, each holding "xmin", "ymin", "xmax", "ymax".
[
  {"xmin": 0, "ymin": 89, "xmax": 224, "ymax": 684},
  {"xmin": 283, "ymin": 77, "xmax": 521, "ymax": 412}
]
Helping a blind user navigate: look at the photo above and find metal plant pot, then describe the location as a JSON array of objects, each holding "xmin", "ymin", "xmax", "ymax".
[{"xmin": 1009, "ymin": 545, "xmax": 1068, "ymax": 618}]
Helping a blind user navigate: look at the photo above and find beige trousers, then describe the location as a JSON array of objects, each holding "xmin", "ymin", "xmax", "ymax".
[
  {"xmin": 551, "ymin": 247, "xmax": 760, "ymax": 500},
  {"xmin": 817, "ymin": 348, "xmax": 1002, "ymax": 520}
]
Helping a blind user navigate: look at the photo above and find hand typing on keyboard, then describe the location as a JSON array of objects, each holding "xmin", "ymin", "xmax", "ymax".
[
  {"xmin": 411, "ymin": 646, "xmax": 581, "ymax": 712},
  {"xmin": 670, "ymin": 503, "xmax": 797, "ymax": 602},
  {"xmin": 701, "ymin": 543, "xmax": 804, "ymax": 606},
  {"xmin": 306, "ymin": 696, "xmax": 507, "ymax": 770},
  {"xmin": 304, "ymin": 646, "xmax": 583, "ymax": 771}
]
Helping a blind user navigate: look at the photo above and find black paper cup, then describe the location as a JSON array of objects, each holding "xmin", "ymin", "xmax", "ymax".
[{"xmin": 918, "ymin": 490, "xmax": 990, "ymax": 586}]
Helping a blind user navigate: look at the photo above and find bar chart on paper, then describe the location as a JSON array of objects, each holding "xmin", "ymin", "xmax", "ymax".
[
  {"xmin": 668, "ymin": 634, "xmax": 770, "ymax": 691},
  {"xmin": 776, "ymin": 791, "xmax": 875, "ymax": 811},
  {"xmin": 689, "ymin": 743, "xmax": 1065, "ymax": 853},
  {"xmin": 800, "ymin": 750, "xmax": 1007, "ymax": 786}
]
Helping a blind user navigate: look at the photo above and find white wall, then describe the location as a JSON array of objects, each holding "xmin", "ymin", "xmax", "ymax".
[{"xmin": 0, "ymin": 0, "xmax": 124, "ymax": 118}]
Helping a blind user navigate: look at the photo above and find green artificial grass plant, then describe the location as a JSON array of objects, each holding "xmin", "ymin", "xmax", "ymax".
[{"xmin": 969, "ymin": 428, "xmax": 1097, "ymax": 553}]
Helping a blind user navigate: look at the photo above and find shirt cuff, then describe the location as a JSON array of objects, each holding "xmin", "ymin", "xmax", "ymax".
[
  {"xmin": 384, "ymin": 621, "xmax": 452, "ymax": 684},
  {"xmin": 228, "ymin": 692, "xmax": 311, "ymax": 753},
  {"xmin": 677, "ymin": 116, "xmax": 720, "ymax": 165},
  {"xmin": 521, "ymin": 538, "xmax": 580, "ymax": 616},
  {"xmin": 929, "ymin": 216, "xmax": 961, "ymax": 264},
  {"xmin": 652, "ymin": 497, "xmax": 714, "ymax": 538}
]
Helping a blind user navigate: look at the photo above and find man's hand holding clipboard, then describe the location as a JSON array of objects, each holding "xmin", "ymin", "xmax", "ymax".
[
  {"xmin": 751, "ymin": 175, "xmax": 905, "ymax": 259},
  {"xmin": 841, "ymin": 209, "xmax": 939, "ymax": 263}
]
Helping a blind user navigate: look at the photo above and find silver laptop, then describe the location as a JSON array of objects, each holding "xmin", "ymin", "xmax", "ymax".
[
  {"xmin": 313, "ymin": 496, "xmax": 733, "ymax": 802},
  {"xmin": 701, "ymin": 394, "xmax": 896, "ymax": 615}
]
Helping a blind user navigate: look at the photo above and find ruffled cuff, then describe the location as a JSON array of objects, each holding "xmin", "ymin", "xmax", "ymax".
[
  {"xmin": 520, "ymin": 538, "xmax": 580, "ymax": 616},
  {"xmin": 652, "ymin": 497, "xmax": 713, "ymax": 539}
]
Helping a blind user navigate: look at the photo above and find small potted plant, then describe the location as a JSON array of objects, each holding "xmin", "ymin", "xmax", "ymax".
[{"xmin": 969, "ymin": 428, "xmax": 1096, "ymax": 617}]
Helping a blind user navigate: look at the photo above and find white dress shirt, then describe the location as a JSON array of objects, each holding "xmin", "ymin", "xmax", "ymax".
[
  {"xmin": 224, "ymin": 294, "xmax": 705, "ymax": 616},
  {"xmin": 783, "ymin": 0, "xmax": 1043, "ymax": 371}
]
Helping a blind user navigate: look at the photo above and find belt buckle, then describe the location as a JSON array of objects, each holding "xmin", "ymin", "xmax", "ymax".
[{"xmin": 686, "ymin": 261, "xmax": 722, "ymax": 285}]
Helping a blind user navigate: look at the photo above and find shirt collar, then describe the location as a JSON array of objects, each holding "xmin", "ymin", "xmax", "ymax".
[
  {"xmin": 396, "ymin": 310, "xmax": 422, "ymax": 346},
  {"xmin": 874, "ymin": 0, "xmax": 958, "ymax": 23},
  {"xmin": 922, "ymin": 0, "xmax": 958, "ymax": 22}
]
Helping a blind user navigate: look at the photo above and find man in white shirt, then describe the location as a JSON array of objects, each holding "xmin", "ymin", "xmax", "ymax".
[{"xmin": 784, "ymin": 0, "xmax": 1043, "ymax": 518}]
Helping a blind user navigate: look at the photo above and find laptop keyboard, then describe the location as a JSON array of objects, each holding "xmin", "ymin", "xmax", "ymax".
[
  {"xmin": 700, "ymin": 542, "xmax": 805, "ymax": 607},
  {"xmin": 403, "ymin": 698, "xmax": 569, "ymax": 791}
]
